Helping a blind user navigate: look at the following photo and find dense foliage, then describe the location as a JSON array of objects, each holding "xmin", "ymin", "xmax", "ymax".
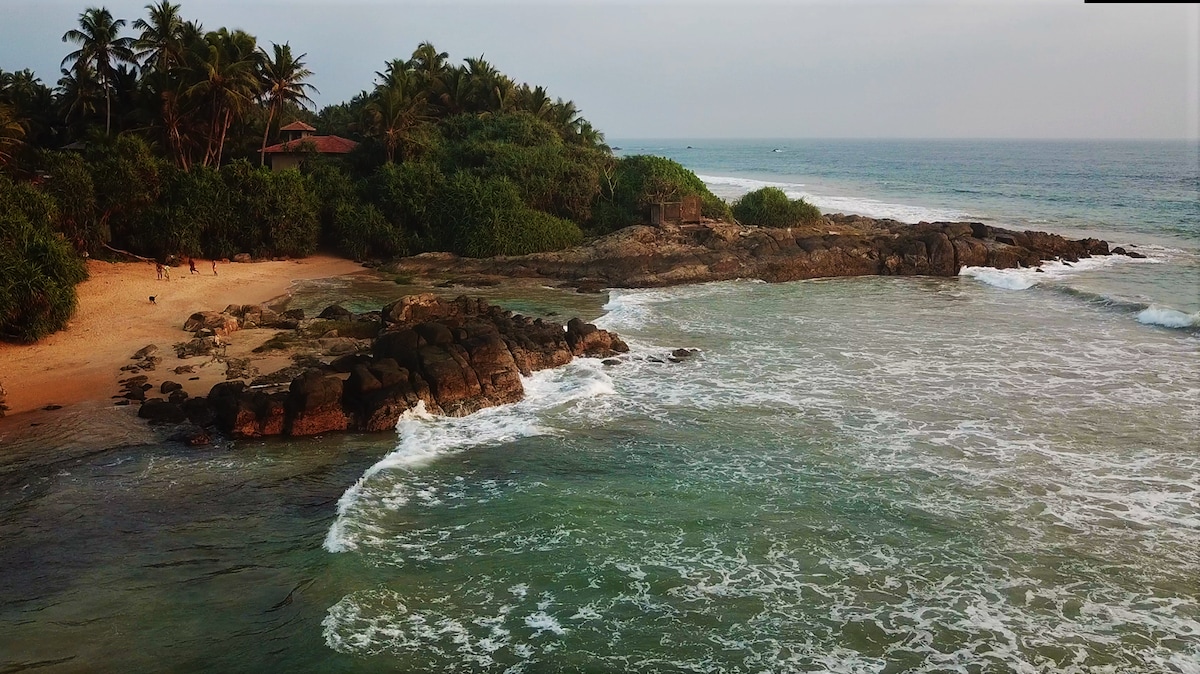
[
  {"xmin": 0, "ymin": 1, "xmax": 743, "ymax": 341},
  {"xmin": 0, "ymin": 177, "xmax": 87, "ymax": 341},
  {"xmin": 592, "ymin": 155, "xmax": 731, "ymax": 233},
  {"xmin": 732, "ymin": 186, "xmax": 821, "ymax": 227}
]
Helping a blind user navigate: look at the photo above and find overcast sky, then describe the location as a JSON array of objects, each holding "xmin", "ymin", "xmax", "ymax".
[{"xmin": 1, "ymin": 0, "xmax": 1196, "ymax": 139}]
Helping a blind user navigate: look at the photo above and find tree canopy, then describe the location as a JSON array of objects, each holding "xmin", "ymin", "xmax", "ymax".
[{"xmin": 0, "ymin": 2, "xmax": 745, "ymax": 341}]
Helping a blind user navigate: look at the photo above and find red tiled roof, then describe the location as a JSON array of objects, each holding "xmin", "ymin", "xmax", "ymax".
[
  {"xmin": 279, "ymin": 120, "xmax": 316, "ymax": 132},
  {"xmin": 261, "ymin": 135, "xmax": 358, "ymax": 154}
]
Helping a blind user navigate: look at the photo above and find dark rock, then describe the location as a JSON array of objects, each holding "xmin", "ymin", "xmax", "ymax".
[
  {"xmin": 1128, "ymin": 251, "xmax": 1147, "ymax": 259},
  {"xmin": 42, "ymin": 404, "xmax": 63, "ymax": 411},
  {"xmin": 183, "ymin": 397, "xmax": 215, "ymax": 427},
  {"xmin": 160, "ymin": 380, "xmax": 183, "ymax": 394},
  {"xmin": 168, "ymin": 389, "xmax": 189, "ymax": 404},
  {"xmin": 318, "ymin": 304, "xmax": 354, "ymax": 321},
  {"xmin": 285, "ymin": 371, "xmax": 348, "ymax": 436},
  {"xmin": 183, "ymin": 311, "xmax": 239, "ymax": 336},
  {"xmin": 233, "ymin": 253, "xmax": 252, "ymax": 263},
  {"xmin": 167, "ymin": 424, "xmax": 212, "ymax": 447},
  {"xmin": 174, "ymin": 365, "xmax": 196, "ymax": 375},
  {"xmin": 132, "ymin": 344, "xmax": 158, "ymax": 359},
  {"xmin": 566, "ymin": 318, "xmax": 629, "ymax": 357},
  {"xmin": 1111, "ymin": 246, "xmax": 1127, "ymax": 255},
  {"xmin": 602, "ymin": 359, "xmax": 621, "ymax": 366},
  {"xmin": 138, "ymin": 398, "xmax": 186, "ymax": 424}
]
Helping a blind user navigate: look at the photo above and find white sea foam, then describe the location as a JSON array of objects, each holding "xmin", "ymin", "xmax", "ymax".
[
  {"xmin": 324, "ymin": 360, "xmax": 615, "ymax": 553},
  {"xmin": 959, "ymin": 254, "xmax": 1145, "ymax": 292},
  {"xmin": 322, "ymin": 277, "xmax": 1200, "ymax": 671},
  {"xmin": 1137, "ymin": 306, "xmax": 1200, "ymax": 329},
  {"xmin": 698, "ymin": 173, "xmax": 973, "ymax": 223}
]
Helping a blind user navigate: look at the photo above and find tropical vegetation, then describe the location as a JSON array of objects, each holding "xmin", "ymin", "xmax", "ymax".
[
  {"xmin": 732, "ymin": 186, "xmax": 821, "ymax": 228},
  {"xmin": 0, "ymin": 2, "xmax": 735, "ymax": 341}
]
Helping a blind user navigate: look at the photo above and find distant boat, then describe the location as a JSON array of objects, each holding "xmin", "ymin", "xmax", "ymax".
[
  {"xmin": 687, "ymin": 145, "xmax": 694, "ymax": 149},
  {"xmin": 611, "ymin": 146, "xmax": 622, "ymax": 151},
  {"xmin": 772, "ymin": 148, "xmax": 784, "ymax": 153}
]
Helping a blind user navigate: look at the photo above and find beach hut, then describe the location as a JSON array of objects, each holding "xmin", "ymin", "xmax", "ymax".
[{"xmin": 260, "ymin": 122, "xmax": 358, "ymax": 171}]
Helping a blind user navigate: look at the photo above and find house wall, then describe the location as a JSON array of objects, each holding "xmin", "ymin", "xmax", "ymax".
[{"xmin": 269, "ymin": 154, "xmax": 302, "ymax": 172}]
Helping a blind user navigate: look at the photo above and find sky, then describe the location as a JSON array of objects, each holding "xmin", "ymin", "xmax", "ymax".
[{"xmin": 1, "ymin": 0, "xmax": 1196, "ymax": 140}]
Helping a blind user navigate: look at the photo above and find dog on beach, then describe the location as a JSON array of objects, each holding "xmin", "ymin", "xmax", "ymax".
[{"xmin": 149, "ymin": 296, "xmax": 157, "ymax": 304}]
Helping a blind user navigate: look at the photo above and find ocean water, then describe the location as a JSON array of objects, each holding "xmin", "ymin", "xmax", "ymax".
[{"xmin": 2, "ymin": 140, "xmax": 1199, "ymax": 673}]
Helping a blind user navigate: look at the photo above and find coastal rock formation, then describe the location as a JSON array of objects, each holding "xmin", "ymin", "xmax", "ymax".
[
  {"xmin": 150, "ymin": 295, "xmax": 628, "ymax": 439},
  {"xmin": 391, "ymin": 216, "xmax": 1115, "ymax": 289}
]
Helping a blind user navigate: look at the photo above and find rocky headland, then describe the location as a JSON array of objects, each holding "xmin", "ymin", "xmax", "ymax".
[
  {"xmin": 133, "ymin": 294, "xmax": 628, "ymax": 442},
  {"xmin": 390, "ymin": 215, "xmax": 1125, "ymax": 290}
]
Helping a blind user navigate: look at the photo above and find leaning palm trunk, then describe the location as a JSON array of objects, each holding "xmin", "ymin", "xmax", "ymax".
[{"xmin": 260, "ymin": 103, "xmax": 276, "ymax": 167}]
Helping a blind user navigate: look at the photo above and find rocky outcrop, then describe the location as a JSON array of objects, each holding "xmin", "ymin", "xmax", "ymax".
[
  {"xmin": 390, "ymin": 216, "xmax": 1120, "ymax": 289},
  {"xmin": 0, "ymin": 381, "xmax": 7, "ymax": 417},
  {"xmin": 155, "ymin": 295, "xmax": 627, "ymax": 439},
  {"xmin": 183, "ymin": 311, "xmax": 241, "ymax": 337}
]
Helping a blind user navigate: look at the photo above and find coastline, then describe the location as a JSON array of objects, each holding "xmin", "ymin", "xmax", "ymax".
[
  {"xmin": 0, "ymin": 214, "xmax": 1131, "ymax": 430},
  {"xmin": 0, "ymin": 255, "xmax": 367, "ymax": 417}
]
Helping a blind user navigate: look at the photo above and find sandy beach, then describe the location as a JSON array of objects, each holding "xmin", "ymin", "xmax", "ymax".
[{"xmin": 0, "ymin": 255, "xmax": 367, "ymax": 416}]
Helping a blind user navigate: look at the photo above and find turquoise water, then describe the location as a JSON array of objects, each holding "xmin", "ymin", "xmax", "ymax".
[
  {"xmin": 2, "ymin": 141, "xmax": 1199, "ymax": 672},
  {"xmin": 617, "ymin": 139, "xmax": 1200, "ymax": 317}
]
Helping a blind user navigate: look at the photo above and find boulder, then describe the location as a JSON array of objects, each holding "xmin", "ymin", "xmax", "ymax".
[
  {"xmin": 382, "ymin": 293, "xmax": 447, "ymax": 327},
  {"xmin": 318, "ymin": 304, "xmax": 354, "ymax": 321},
  {"xmin": 138, "ymin": 398, "xmax": 186, "ymax": 424},
  {"xmin": 160, "ymin": 380, "xmax": 183, "ymax": 395},
  {"xmin": 183, "ymin": 311, "xmax": 240, "ymax": 337},
  {"xmin": 285, "ymin": 370, "xmax": 348, "ymax": 436},
  {"xmin": 566, "ymin": 318, "xmax": 630, "ymax": 357},
  {"xmin": 132, "ymin": 344, "xmax": 159, "ymax": 359},
  {"xmin": 233, "ymin": 253, "xmax": 252, "ymax": 263}
]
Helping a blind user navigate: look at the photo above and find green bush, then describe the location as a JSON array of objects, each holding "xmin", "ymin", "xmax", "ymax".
[
  {"xmin": 331, "ymin": 201, "xmax": 407, "ymax": 260},
  {"xmin": 430, "ymin": 173, "xmax": 581, "ymax": 257},
  {"xmin": 368, "ymin": 161, "xmax": 444, "ymax": 245},
  {"xmin": 38, "ymin": 150, "xmax": 100, "ymax": 251},
  {"xmin": 732, "ymin": 187, "xmax": 821, "ymax": 227},
  {"xmin": 0, "ymin": 177, "xmax": 87, "ymax": 341},
  {"xmin": 591, "ymin": 154, "xmax": 731, "ymax": 233},
  {"xmin": 220, "ymin": 161, "xmax": 320, "ymax": 258}
]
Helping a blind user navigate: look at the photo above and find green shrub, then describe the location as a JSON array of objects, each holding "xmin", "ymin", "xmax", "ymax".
[
  {"xmin": 430, "ymin": 173, "xmax": 581, "ymax": 257},
  {"xmin": 367, "ymin": 161, "xmax": 444, "ymax": 245},
  {"xmin": 0, "ymin": 177, "xmax": 87, "ymax": 341},
  {"xmin": 732, "ymin": 187, "xmax": 821, "ymax": 227},
  {"xmin": 591, "ymin": 154, "xmax": 731, "ymax": 233},
  {"xmin": 331, "ymin": 201, "xmax": 406, "ymax": 260}
]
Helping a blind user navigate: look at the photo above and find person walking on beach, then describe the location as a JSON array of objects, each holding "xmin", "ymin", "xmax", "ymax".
[
  {"xmin": 212, "ymin": 259, "xmax": 218, "ymax": 276},
  {"xmin": 155, "ymin": 262, "xmax": 163, "ymax": 280},
  {"xmin": 189, "ymin": 257, "xmax": 199, "ymax": 275}
]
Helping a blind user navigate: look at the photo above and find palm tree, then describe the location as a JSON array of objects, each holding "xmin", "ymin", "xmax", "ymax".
[
  {"xmin": 436, "ymin": 66, "xmax": 472, "ymax": 117},
  {"xmin": 187, "ymin": 28, "xmax": 260, "ymax": 166},
  {"xmin": 408, "ymin": 41, "xmax": 449, "ymax": 97},
  {"xmin": 550, "ymin": 98, "xmax": 582, "ymax": 137},
  {"xmin": 133, "ymin": 0, "xmax": 184, "ymax": 73},
  {"xmin": 464, "ymin": 55, "xmax": 503, "ymax": 113},
  {"xmin": 0, "ymin": 102, "xmax": 26, "ymax": 169},
  {"xmin": 367, "ymin": 71, "xmax": 429, "ymax": 163},
  {"xmin": 515, "ymin": 84, "xmax": 553, "ymax": 120},
  {"xmin": 257, "ymin": 42, "xmax": 317, "ymax": 165},
  {"xmin": 61, "ymin": 7, "xmax": 137, "ymax": 135},
  {"xmin": 56, "ymin": 64, "xmax": 103, "ymax": 132}
]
